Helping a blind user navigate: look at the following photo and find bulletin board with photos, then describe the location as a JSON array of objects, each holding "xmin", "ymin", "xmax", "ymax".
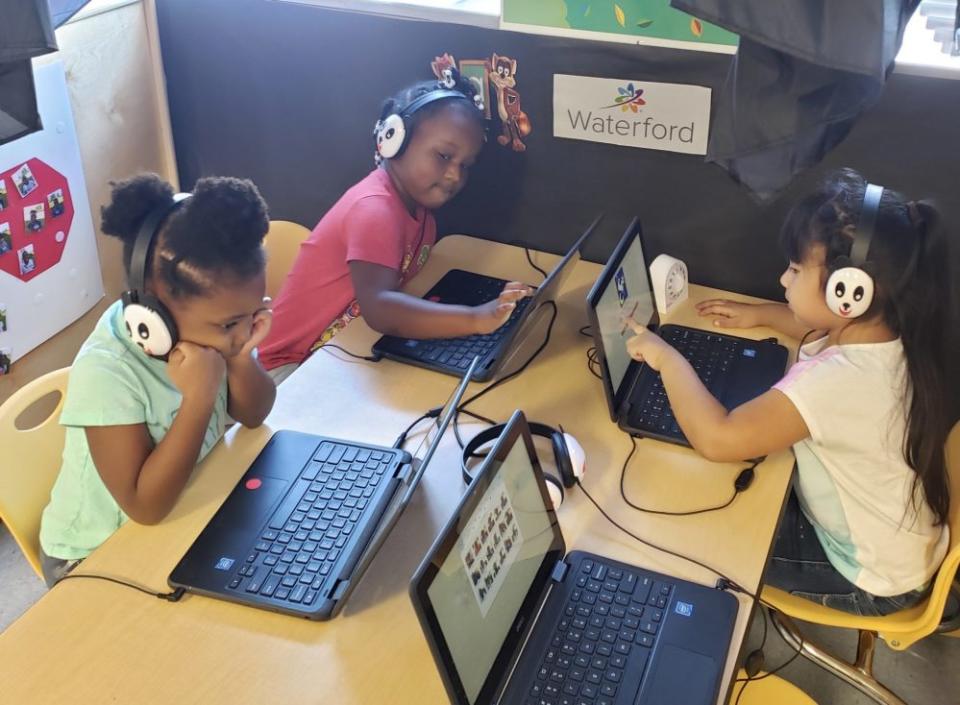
[{"xmin": 0, "ymin": 60, "xmax": 103, "ymax": 375}]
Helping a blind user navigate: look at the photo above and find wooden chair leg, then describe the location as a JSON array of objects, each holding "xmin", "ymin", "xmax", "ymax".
[{"xmin": 767, "ymin": 608, "xmax": 909, "ymax": 705}]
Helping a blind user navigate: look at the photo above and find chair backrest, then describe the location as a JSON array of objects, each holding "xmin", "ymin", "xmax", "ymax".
[
  {"xmin": 263, "ymin": 220, "xmax": 310, "ymax": 300},
  {"xmin": 0, "ymin": 367, "xmax": 70, "ymax": 578},
  {"xmin": 883, "ymin": 420, "xmax": 960, "ymax": 647}
]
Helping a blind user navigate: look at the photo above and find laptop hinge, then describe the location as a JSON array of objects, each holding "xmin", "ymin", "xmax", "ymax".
[
  {"xmin": 329, "ymin": 577, "xmax": 350, "ymax": 601},
  {"xmin": 550, "ymin": 559, "xmax": 569, "ymax": 584},
  {"xmin": 395, "ymin": 459, "xmax": 416, "ymax": 483}
]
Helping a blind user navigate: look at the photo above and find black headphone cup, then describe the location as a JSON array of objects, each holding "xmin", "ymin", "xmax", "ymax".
[
  {"xmin": 461, "ymin": 422, "xmax": 577, "ymax": 494},
  {"xmin": 550, "ymin": 432, "xmax": 576, "ymax": 488}
]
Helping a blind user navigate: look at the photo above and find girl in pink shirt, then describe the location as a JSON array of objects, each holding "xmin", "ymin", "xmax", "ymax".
[{"xmin": 260, "ymin": 70, "xmax": 530, "ymax": 378}]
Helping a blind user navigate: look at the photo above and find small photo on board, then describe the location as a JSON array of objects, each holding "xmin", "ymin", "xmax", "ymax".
[
  {"xmin": 0, "ymin": 222, "xmax": 11, "ymax": 255},
  {"xmin": 47, "ymin": 189, "xmax": 65, "ymax": 217},
  {"xmin": 24, "ymin": 203, "xmax": 45, "ymax": 233},
  {"xmin": 0, "ymin": 348, "xmax": 11, "ymax": 376},
  {"xmin": 0, "ymin": 179, "xmax": 8, "ymax": 210},
  {"xmin": 0, "ymin": 305, "xmax": 7, "ymax": 333},
  {"xmin": 18, "ymin": 243, "xmax": 36, "ymax": 275},
  {"xmin": 459, "ymin": 59, "xmax": 491, "ymax": 119},
  {"xmin": 12, "ymin": 163, "xmax": 38, "ymax": 198}
]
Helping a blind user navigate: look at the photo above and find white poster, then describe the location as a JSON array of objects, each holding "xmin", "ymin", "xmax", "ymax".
[
  {"xmin": 553, "ymin": 74, "xmax": 711, "ymax": 155},
  {"xmin": 0, "ymin": 59, "xmax": 103, "ymax": 368}
]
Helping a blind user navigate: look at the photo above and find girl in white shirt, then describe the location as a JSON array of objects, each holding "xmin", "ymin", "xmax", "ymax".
[{"xmin": 625, "ymin": 168, "xmax": 952, "ymax": 615}]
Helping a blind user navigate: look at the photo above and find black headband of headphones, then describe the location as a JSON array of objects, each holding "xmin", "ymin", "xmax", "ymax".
[
  {"xmin": 398, "ymin": 88, "xmax": 467, "ymax": 120},
  {"xmin": 848, "ymin": 183, "xmax": 883, "ymax": 267},
  {"xmin": 128, "ymin": 193, "xmax": 192, "ymax": 291},
  {"xmin": 462, "ymin": 421, "xmax": 564, "ymax": 486}
]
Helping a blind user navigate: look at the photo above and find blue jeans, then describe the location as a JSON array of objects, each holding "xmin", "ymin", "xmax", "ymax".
[{"xmin": 765, "ymin": 491, "xmax": 929, "ymax": 616}]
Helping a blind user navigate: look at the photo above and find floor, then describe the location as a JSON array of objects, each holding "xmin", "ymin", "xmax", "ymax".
[{"xmin": 1, "ymin": 523, "xmax": 958, "ymax": 704}]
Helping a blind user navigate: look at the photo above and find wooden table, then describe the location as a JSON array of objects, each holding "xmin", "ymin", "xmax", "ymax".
[{"xmin": 0, "ymin": 236, "xmax": 796, "ymax": 705}]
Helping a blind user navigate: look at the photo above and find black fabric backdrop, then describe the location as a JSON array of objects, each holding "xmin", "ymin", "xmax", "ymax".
[{"xmin": 156, "ymin": 0, "xmax": 958, "ymax": 399}]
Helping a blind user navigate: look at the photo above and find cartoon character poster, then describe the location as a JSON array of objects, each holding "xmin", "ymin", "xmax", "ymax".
[{"xmin": 459, "ymin": 475, "xmax": 523, "ymax": 616}]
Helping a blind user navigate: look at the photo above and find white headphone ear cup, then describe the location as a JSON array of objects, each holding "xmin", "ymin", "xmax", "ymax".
[
  {"xmin": 543, "ymin": 474, "xmax": 564, "ymax": 509},
  {"xmin": 123, "ymin": 303, "xmax": 174, "ymax": 358},
  {"xmin": 825, "ymin": 267, "xmax": 874, "ymax": 318},
  {"xmin": 376, "ymin": 114, "xmax": 406, "ymax": 160}
]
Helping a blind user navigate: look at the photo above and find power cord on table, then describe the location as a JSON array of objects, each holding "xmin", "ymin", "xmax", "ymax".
[
  {"xmin": 317, "ymin": 342, "xmax": 380, "ymax": 362},
  {"xmin": 452, "ymin": 301, "xmax": 559, "ymax": 449},
  {"xmin": 54, "ymin": 572, "xmax": 186, "ymax": 601},
  {"xmin": 575, "ymin": 478, "xmax": 805, "ymax": 702},
  {"xmin": 619, "ymin": 435, "xmax": 761, "ymax": 516}
]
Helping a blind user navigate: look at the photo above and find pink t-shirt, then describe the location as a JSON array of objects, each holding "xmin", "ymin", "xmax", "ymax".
[{"xmin": 258, "ymin": 168, "xmax": 436, "ymax": 369}]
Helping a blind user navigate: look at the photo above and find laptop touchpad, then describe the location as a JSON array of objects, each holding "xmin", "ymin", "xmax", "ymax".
[
  {"xmin": 211, "ymin": 477, "xmax": 289, "ymax": 530},
  {"xmin": 641, "ymin": 645, "xmax": 718, "ymax": 704}
]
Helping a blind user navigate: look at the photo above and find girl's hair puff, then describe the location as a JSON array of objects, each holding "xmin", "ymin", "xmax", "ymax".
[{"xmin": 101, "ymin": 173, "xmax": 269, "ymax": 298}]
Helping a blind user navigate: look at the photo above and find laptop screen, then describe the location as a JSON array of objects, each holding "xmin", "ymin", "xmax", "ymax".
[
  {"xmin": 590, "ymin": 220, "xmax": 656, "ymax": 403},
  {"xmin": 412, "ymin": 413, "xmax": 564, "ymax": 705}
]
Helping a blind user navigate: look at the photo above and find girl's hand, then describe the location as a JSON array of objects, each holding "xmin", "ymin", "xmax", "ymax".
[
  {"xmin": 236, "ymin": 300, "xmax": 273, "ymax": 360},
  {"xmin": 167, "ymin": 341, "xmax": 226, "ymax": 403},
  {"xmin": 624, "ymin": 318, "xmax": 676, "ymax": 371},
  {"xmin": 472, "ymin": 282, "xmax": 533, "ymax": 335},
  {"xmin": 696, "ymin": 299, "xmax": 762, "ymax": 329}
]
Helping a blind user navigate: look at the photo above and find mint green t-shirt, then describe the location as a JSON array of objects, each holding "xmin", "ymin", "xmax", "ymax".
[{"xmin": 40, "ymin": 301, "xmax": 229, "ymax": 560}]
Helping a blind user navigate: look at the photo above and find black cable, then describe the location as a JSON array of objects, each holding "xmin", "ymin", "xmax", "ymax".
[
  {"xmin": 452, "ymin": 302, "xmax": 560, "ymax": 449},
  {"xmin": 55, "ymin": 573, "xmax": 186, "ymax": 601},
  {"xmin": 578, "ymin": 325, "xmax": 593, "ymax": 338},
  {"xmin": 618, "ymin": 436, "xmax": 759, "ymax": 516},
  {"xmin": 585, "ymin": 346, "xmax": 602, "ymax": 379},
  {"xmin": 523, "ymin": 246, "xmax": 548, "ymax": 281},
  {"xmin": 318, "ymin": 342, "xmax": 379, "ymax": 362},
  {"xmin": 577, "ymin": 477, "xmax": 806, "ymax": 697},
  {"xmin": 459, "ymin": 301, "xmax": 558, "ymax": 412},
  {"xmin": 393, "ymin": 411, "xmax": 435, "ymax": 449}
]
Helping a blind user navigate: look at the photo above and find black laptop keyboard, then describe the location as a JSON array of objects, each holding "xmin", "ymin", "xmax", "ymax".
[
  {"xmin": 397, "ymin": 296, "xmax": 531, "ymax": 370},
  {"xmin": 528, "ymin": 558, "xmax": 674, "ymax": 705},
  {"xmin": 225, "ymin": 442, "xmax": 395, "ymax": 607},
  {"xmin": 630, "ymin": 328, "xmax": 739, "ymax": 438}
]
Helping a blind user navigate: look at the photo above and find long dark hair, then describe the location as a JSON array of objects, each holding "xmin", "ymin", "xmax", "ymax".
[{"xmin": 780, "ymin": 168, "xmax": 952, "ymax": 525}]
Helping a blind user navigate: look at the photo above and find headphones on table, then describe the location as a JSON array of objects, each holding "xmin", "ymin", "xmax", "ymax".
[
  {"xmin": 120, "ymin": 193, "xmax": 191, "ymax": 359},
  {"xmin": 824, "ymin": 183, "xmax": 883, "ymax": 319},
  {"xmin": 373, "ymin": 68, "xmax": 484, "ymax": 163},
  {"xmin": 462, "ymin": 422, "xmax": 586, "ymax": 509}
]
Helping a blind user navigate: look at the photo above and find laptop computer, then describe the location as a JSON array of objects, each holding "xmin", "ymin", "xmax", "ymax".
[
  {"xmin": 410, "ymin": 411, "xmax": 739, "ymax": 705},
  {"xmin": 586, "ymin": 218, "xmax": 788, "ymax": 446},
  {"xmin": 168, "ymin": 357, "xmax": 479, "ymax": 620},
  {"xmin": 372, "ymin": 215, "xmax": 604, "ymax": 382}
]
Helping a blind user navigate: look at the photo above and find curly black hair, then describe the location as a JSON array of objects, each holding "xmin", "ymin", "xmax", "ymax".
[
  {"xmin": 101, "ymin": 173, "xmax": 269, "ymax": 298},
  {"xmin": 378, "ymin": 73, "xmax": 484, "ymax": 146}
]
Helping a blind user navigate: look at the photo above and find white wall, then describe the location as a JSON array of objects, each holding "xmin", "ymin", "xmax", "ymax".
[{"xmin": 0, "ymin": 0, "xmax": 176, "ymax": 406}]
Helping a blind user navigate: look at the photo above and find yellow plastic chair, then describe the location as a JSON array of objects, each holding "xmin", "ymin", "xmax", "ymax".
[
  {"xmin": 730, "ymin": 669, "xmax": 818, "ymax": 704},
  {"xmin": 0, "ymin": 367, "xmax": 70, "ymax": 579},
  {"xmin": 263, "ymin": 220, "xmax": 310, "ymax": 300},
  {"xmin": 762, "ymin": 422, "xmax": 960, "ymax": 705}
]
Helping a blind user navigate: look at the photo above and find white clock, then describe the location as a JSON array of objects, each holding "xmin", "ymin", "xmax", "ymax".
[{"xmin": 649, "ymin": 253, "xmax": 688, "ymax": 315}]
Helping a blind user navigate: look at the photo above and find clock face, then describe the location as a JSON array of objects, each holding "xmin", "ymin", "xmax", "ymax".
[{"xmin": 666, "ymin": 263, "xmax": 687, "ymax": 301}]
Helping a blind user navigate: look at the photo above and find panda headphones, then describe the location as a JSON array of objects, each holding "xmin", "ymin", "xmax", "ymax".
[
  {"xmin": 462, "ymin": 422, "xmax": 586, "ymax": 509},
  {"xmin": 373, "ymin": 68, "xmax": 483, "ymax": 163},
  {"xmin": 824, "ymin": 183, "xmax": 883, "ymax": 319},
  {"xmin": 120, "ymin": 193, "xmax": 191, "ymax": 359}
]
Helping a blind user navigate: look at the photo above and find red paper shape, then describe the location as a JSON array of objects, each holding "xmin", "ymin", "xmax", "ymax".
[{"xmin": 0, "ymin": 158, "xmax": 75, "ymax": 283}]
